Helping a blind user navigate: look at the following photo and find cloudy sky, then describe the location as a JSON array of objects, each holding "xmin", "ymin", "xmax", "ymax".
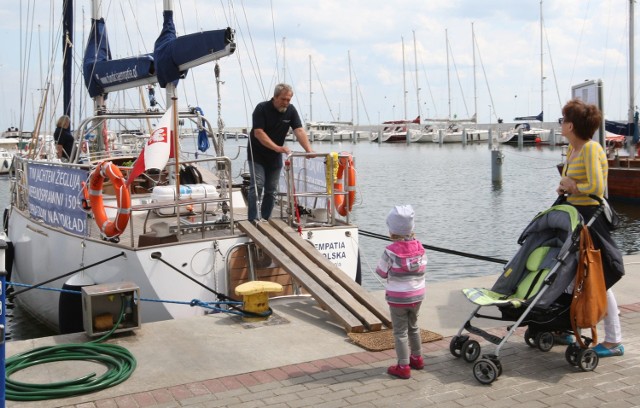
[{"xmin": 0, "ymin": 0, "xmax": 637, "ymax": 131}]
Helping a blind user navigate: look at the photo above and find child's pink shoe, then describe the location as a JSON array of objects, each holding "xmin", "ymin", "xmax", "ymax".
[
  {"xmin": 387, "ymin": 364, "xmax": 411, "ymax": 379},
  {"xmin": 409, "ymin": 354, "xmax": 424, "ymax": 370}
]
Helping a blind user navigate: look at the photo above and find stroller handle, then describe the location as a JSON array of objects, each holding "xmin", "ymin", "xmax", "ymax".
[{"xmin": 554, "ymin": 193, "xmax": 605, "ymax": 228}]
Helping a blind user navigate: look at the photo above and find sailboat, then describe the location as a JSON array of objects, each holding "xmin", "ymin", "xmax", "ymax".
[
  {"xmin": 4, "ymin": 1, "xmax": 367, "ymax": 334},
  {"xmin": 411, "ymin": 28, "xmax": 488, "ymax": 144},
  {"xmin": 498, "ymin": 2, "xmax": 551, "ymax": 145},
  {"xmin": 374, "ymin": 36, "xmax": 422, "ymax": 143},
  {"xmin": 600, "ymin": 0, "xmax": 640, "ymax": 201},
  {"xmin": 555, "ymin": 1, "xmax": 640, "ymax": 202}
]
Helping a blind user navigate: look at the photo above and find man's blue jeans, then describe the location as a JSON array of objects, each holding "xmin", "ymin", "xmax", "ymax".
[{"xmin": 247, "ymin": 161, "xmax": 281, "ymax": 221}]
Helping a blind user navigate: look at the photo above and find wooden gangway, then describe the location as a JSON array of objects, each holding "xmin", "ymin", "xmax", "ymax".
[{"xmin": 237, "ymin": 219, "xmax": 392, "ymax": 333}]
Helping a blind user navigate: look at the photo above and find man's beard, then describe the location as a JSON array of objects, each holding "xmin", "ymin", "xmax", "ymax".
[{"xmin": 277, "ymin": 106, "xmax": 288, "ymax": 113}]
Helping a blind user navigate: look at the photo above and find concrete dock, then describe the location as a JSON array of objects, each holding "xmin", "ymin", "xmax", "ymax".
[{"xmin": 5, "ymin": 254, "xmax": 640, "ymax": 408}]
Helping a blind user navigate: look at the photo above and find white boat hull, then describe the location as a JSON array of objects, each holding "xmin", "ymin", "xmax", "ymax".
[{"xmin": 8, "ymin": 206, "xmax": 359, "ymax": 331}]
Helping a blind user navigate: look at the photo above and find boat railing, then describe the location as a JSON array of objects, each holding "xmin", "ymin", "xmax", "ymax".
[
  {"xmin": 9, "ymin": 153, "xmax": 238, "ymax": 249},
  {"xmin": 281, "ymin": 151, "xmax": 354, "ymax": 228},
  {"xmin": 126, "ymin": 155, "xmax": 235, "ymax": 247},
  {"xmin": 72, "ymin": 110, "xmax": 223, "ymax": 163}
]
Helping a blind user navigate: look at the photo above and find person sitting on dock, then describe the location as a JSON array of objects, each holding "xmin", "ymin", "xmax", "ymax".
[
  {"xmin": 376, "ymin": 205, "xmax": 428, "ymax": 379},
  {"xmin": 247, "ymin": 83, "xmax": 314, "ymax": 222}
]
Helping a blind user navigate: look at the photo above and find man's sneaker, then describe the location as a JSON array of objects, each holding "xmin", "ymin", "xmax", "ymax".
[
  {"xmin": 593, "ymin": 343, "xmax": 624, "ymax": 357},
  {"xmin": 409, "ymin": 355, "xmax": 424, "ymax": 370},
  {"xmin": 387, "ymin": 364, "xmax": 411, "ymax": 379}
]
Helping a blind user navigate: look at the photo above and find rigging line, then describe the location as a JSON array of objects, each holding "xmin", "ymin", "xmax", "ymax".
[
  {"xmin": 353, "ymin": 71, "xmax": 372, "ymax": 125},
  {"xmin": 419, "ymin": 53, "xmax": 439, "ymax": 119},
  {"xmin": 359, "ymin": 229, "xmax": 508, "ymax": 265},
  {"xmin": 473, "ymin": 29, "xmax": 499, "ymax": 122},
  {"xmin": 569, "ymin": 0, "xmax": 592, "ymax": 87},
  {"xmin": 8, "ymin": 252, "xmax": 127, "ymax": 300},
  {"xmin": 270, "ymin": 0, "xmax": 280, "ymax": 85},
  {"xmin": 237, "ymin": 0, "xmax": 267, "ymax": 100},
  {"xmin": 541, "ymin": 12, "xmax": 562, "ymax": 117},
  {"xmin": 311, "ymin": 59, "xmax": 336, "ymax": 122},
  {"xmin": 176, "ymin": 0, "xmax": 199, "ymax": 108},
  {"xmin": 447, "ymin": 38, "xmax": 470, "ymax": 119}
]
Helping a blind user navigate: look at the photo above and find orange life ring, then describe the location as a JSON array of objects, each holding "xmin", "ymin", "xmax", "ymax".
[
  {"xmin": 334, "ymin": 154, "xmax": 356, "ymax": 216},
  {"xmin": 88, "ymin": 161, "xmax": 131, "ymax": 238}
]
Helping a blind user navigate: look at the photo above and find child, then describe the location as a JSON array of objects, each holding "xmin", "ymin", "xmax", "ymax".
[{"xmin": 376, "ymin": 205, "xmax": 427, "ymax": 379}]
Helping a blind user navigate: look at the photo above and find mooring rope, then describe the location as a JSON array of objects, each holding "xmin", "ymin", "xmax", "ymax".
[
  {"xmin": 150, "ymin": 252, "xmax": 272, "ymax": 317},
  {"xmin": 8, "ymin": 252, "xmax": 127, "ymax": 300},
  {"xmin": 7, "ymin": 282, "xmax": 242, "ymax": 309},
  {"xmin": 359, "ymin": 229, "xmax": 508, "ymax": 265}
]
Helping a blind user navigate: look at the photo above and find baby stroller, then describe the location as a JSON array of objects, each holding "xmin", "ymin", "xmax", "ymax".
[{"xmin": 450, "ymin": 199, "xmax": 607, "ymax": 384}]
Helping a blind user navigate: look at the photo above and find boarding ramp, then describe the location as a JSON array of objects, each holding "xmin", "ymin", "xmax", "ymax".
[{"xmin": 237, "ymin": 219, "xmax": 391, "ymax": 333}]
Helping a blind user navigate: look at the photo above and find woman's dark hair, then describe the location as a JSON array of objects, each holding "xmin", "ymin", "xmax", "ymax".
[{"xmin": 562, "ymin": 98, "xmax": 602, "ymax": 140}]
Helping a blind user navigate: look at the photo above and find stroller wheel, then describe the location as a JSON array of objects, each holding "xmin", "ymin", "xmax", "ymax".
[
  {"xmin": 577, "ymin": 348, "xmax": 599, "ymax": 372},
  {"xmin": 535, "ymin": 332, "xmax": 554, "ymax": 352},
  {"xmin": 462, "ymin": 339, "xmax": 481, "ymax": 363},
  {"xmin": 565, "ymin": 344, "xmax": 580, "ymax": 366},
  {"xmin": 473, "ymin": 358, "xmax": 499, "ymax": 385},
  {"xmin": 449, "ymin": 335, "xmax": 468, "ymax": 358},
  {"xmin": 524, "ymin": 329, "xmax": 536, "ymax": 348}
]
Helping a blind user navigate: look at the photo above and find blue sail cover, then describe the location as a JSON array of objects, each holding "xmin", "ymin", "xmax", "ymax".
[
  {"xmin": 154, "ymin": 10, "xmax": 235, "ymax": 88},
  {"xmin": 605, "ymin": 117, "xmax": 640, "ymax": 144},
  {"xmin": 82, "ymin": 18, "xmax": 112, "ymax": 98},
  {"xmin": 83, "ymin": 18, "xmax": 156, "ymax": 97}
]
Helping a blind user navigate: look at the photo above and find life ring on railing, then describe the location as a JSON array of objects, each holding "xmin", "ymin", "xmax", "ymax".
[
  {"xmin": 88, "ymin": 161, "xmax": 131, "ymax": 238},
  {"xmin": 333, "ymin": 154, "xmax": 356, "ymax": 216}
]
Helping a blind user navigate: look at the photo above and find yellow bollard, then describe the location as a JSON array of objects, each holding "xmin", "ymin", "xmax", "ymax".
[{"xmin": 235, "ymin": 281, "xmax": 283, "ymax": 322}]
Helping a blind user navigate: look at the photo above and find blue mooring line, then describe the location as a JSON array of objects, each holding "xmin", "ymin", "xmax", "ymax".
[{"xmin": 7, "ymin": 281, "xmax": 243, "ymax": 310}]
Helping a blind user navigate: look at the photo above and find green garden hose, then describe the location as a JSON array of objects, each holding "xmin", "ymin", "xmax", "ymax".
[{"xmin": 5, "ymin": 299, "xmax": 137, "ymax": 401}]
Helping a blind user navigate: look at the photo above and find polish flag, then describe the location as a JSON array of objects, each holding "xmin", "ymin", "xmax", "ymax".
[{"xmin": 126, "ymin": 106, "xmax": 175, "ymax": 186}]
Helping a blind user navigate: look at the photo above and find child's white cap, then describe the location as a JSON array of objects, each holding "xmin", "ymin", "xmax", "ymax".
[{"xmin": 386, "ymin": 205, "xmax": 415, "ymax": 236}]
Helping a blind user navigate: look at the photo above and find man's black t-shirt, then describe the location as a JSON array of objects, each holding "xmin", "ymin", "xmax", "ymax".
[{"xmin": 248, "ymin": 99, "xmax": 303, "ymax": 169}]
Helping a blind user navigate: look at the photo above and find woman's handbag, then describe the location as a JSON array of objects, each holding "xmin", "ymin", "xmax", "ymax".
[{"xmin": 570, "ymin": 225, "xmax": 608, "ymax": 348}]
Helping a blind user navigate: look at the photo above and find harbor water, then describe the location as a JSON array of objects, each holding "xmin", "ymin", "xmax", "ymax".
[{"xmin": 2, "ymin": 140, "xmax": 639, "ymax": 340}]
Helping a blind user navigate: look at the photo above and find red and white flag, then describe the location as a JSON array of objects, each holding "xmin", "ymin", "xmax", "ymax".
[{"xmin": 126, "ymin": 106, "xmax": 175, "ymax": 186}]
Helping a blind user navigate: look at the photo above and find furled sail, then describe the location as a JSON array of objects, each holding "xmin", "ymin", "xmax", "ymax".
[
  {"xmin": 154, "ymin": 10, "xmax": 236, "ymax": 88},
  {"xmin": 83, "ymin": 18, "xmax": 156, "ymax": 97}
]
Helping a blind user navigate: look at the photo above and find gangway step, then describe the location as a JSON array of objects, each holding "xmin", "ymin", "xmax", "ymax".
[
  {"xmin": 268, "ymin": 219, "xmax": 392, "ymax": 328},
  {"xmin": 238, "ymin": 220, "xmax": 367, "ymax": 333},
  {"xmin": 256, "ymin": 221, "xmax": 383, "ymax": 332}
]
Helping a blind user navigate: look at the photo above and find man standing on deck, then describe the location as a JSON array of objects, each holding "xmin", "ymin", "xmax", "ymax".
[{"xmin": 247, "ymin": 83, "xmax": 314, "ymax": 222}]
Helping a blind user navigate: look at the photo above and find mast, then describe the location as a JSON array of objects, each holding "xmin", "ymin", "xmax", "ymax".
[
  {"xmin": 472, "ymin": 23, "xmax": 477, "ymax": 123},
  {"xmin": 63, "ymin": 0, "xmax": 73, "ymax": 117},
  {"xmin": 540, "ymin": 0, "xmax": 544, "ymax": 120},
  {"xmin": 282, "ymin": 37, "xmax": 286, "ymax": 83},
  {"xmin": 402, "ymin": 36, "xmax": 407, "ymax": 120},
  {"xmin": 629, "ymin": 0, "xmax": 635, "ymax": 127},
  {"xmin": 413, "ymin": 30, "xmax": 421, "ymax": 122},
  {"xmin": 309, "ymin": 54, "xmax": 312, "ymax": 122},
  {"xmin": 349, "ymin": 50, "xmax": 354, "ymax": 125},
  {"xmin": 446, "ymin": 29, "xmax": 451, "ymax": 120}
]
